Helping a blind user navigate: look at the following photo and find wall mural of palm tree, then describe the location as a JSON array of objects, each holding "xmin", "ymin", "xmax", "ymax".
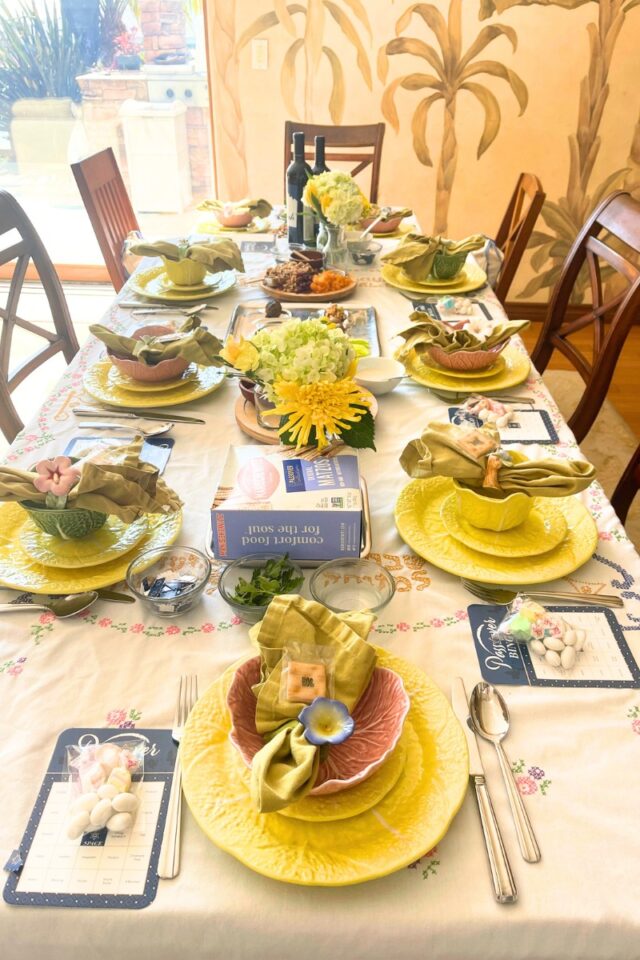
[
  {"xmin": 237, "ymin": 0, "xmax": 372, "ymax": 123},
  {"xmin": 379, "ymin": 0, "xmax": 528, "ymax": 234},
  {"xmin": 478, "ymin": 0, "xmax": 639, "ymax": 300}
]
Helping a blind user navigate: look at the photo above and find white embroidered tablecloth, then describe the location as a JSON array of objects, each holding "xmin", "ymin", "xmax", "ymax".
[{"xmin": 1, "ymin": 247, "xmax": 640, "ymax": 960}]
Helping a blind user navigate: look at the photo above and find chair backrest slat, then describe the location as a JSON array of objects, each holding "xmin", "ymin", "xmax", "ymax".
[
  {"xmin": 532, "ymin": 190, "xmax": 640, "ymax": 442},
  {"xmin": 71, "ymin": 148, "xmax": 140, "ymax": 293},
  {"xmin": 0, "ymin": 189, "xmax": 78, "ymax": 443},
  {"xmin": 494, "ymin": 172, "xmax": 545, "ymax": 304},
  {"xmin": 283, "ymin": 122, "xmax": 386, "ymax": 203}
]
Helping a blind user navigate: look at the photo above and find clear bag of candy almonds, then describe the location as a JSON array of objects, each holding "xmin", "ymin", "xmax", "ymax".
[
  {"xmin": 455, "ymin": 393, "xmax": 513, "ymax": 430},
  {"xmin": 494, "ymin": 594, "xmax": 586, "ymax": 671},
  {"xmin": 64, "ymin": 735, "xmax": 145, "ymax": 840}
]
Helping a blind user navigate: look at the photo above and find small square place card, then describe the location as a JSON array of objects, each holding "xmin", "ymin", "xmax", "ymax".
[
  {"xmin": 449, "ymin": 408, "xmax": 559, "ymax": 444},
  {"xmin": 467, "ymin": 604, "xmax": 640, "ymax": 688}
]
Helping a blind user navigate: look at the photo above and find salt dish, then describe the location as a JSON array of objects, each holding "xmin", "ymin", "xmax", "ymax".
[{"xmin": 354, "ymin": 357, "xmax": 405, "ymax": 396}]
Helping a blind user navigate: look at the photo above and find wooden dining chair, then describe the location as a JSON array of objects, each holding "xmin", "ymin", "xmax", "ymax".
[
  {"xmin": 71, "ymin": 147, "xmax": 140, "ymax": 293},
  {"xmin": 532, "ymin": 190, "xmax": 640, "ymax": 444},
  {"xmin": 494, "ymin": 172, "xmax": 545, "ymax": 304},
  {"xmin": 611, "ymin": 442, "xmax": 640, "ymax": 525},
  {"xmin": 284, "ymin": 122, "xmax": 386, "ymax": 203},
  {"xmin": 0, "ymin": 189, "xmax": 79, "ymax": 443}
]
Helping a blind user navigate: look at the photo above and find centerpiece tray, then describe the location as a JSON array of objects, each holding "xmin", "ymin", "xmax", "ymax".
[
  {"xmin": 258, "ymin": 277, "xmax": 358, "ymax": 303},
  {"xmin": 226, "ymin": 303, "xmax": 381, "ymax": 356},
  {"xmin": 180, "ymin": 645, "xmax": 469, "ymax": 886}
]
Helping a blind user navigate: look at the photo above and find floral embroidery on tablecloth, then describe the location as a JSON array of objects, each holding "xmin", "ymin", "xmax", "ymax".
[
  {"xmin": 0, "ymin": 657, "xmax": 27, "ymax": 676},
  {"xmin": 511, "ymin": 758, "xmax": 551, "ymax": 796},
  {"xmin": 373, "ymin": 609, "xmax": 468, "ymax": 635},
  {"xmin": 407, "ymin": 847, "xmax": 439, "ymax": 879},
  {"xmin": 628, "ymin": 706, "xmax": 640, "ymax": 735},
  {"xmin": 29, "ymin": 611, "xmax": 244, "ymax": 642},
  {"xmin": 105, "ymin": 708, "xmax": 142, "ymax": 729}
]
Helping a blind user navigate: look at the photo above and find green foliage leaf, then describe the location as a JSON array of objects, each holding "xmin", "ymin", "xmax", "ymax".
[
  {"xmin": 461, "ymin": 81, "xmax": 501, "ymax": 157},
  {"xmin": 517, "ymin": 265, "xmax": 561, "ymax": 300},
  {"xmin": 530, "ymin": 240, "xmax": 556, "ymax": 271},
  {"xmin": 539, "ymin": 201, "xmax": 579, "ymax": 241},
  {"xmin": 323, "ymin": 45, "xmax": 345, "ymax": 123},
  {"xmin": 229, "ymin": 554, "xmax": 304, "ymax": 607},
  {"xmin": 339, "ymin": 408, "xmax": 376, "ymax": 450},
  {"xmin": 323, "ymin": 0, "xmax": 372, "ymax": 88}
]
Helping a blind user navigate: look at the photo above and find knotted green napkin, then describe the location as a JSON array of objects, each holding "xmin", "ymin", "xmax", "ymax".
[
  {"xmin": 400, "ymin": 422, "xmax": 596, "ymax": 496},
  {"xmin": 382, "ymin": 233, "xmax": 485, "ymax": 281},
  {"xmin": 397, "ymin": 314, "xmax": 530, "ymax": 359},
  {"xmin": 247, "ymin": 594, "xmax": 376, "ymax": 813},
  {"xmin": 127, "ymin": 237, "xmax": 244, "ymax": 273},
  {"xmin": 370, "ymin": 207, "xmax": 412, "ymax": 222},
  {"xmin": 197, "ymin": 197, "xmax": 272, "ymax": 219},
  {"xmin": 0, "ymin": 438, "xmax": 183, "ymax": 521},
  {"xmin": 90, "ymin": 320, "xmax": 224, "ymax": 368}
]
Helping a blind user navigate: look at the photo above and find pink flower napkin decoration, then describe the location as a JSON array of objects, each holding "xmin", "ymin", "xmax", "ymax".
[{"xmin": 32, "ymin": 457, "xmax": 80, "ymax": 497}]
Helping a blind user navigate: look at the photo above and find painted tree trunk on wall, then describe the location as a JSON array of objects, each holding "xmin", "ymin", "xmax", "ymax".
[
  {"xmin": 435, "ymin": 97, "xmax": 457, "ymax": 235},
  {"xmin": 207, "ymin": 0, "xmax": 249, "ymax": 199}
]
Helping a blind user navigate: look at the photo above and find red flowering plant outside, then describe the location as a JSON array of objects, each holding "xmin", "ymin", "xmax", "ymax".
[{"xmin": 114, "ymin": 29, "xmax": 142, "ymax": 57}]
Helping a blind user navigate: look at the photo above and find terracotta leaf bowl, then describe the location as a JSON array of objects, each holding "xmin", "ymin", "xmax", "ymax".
[
  {"xmin": 227, "ymin": 656, "xmax": 410, "ymax": 796},
  {"xmin": 426, "ymin": 340, "xmax": 507, "ymax": 372},
  {"xmin": 108, "ymin": 323, "xmax": 189, "ymax": 383}
]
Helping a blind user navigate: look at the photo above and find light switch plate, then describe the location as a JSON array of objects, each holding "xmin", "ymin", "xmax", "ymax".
[{"xmin": 251, "ymin": 38, "xmax": 268, "ymax": 70}]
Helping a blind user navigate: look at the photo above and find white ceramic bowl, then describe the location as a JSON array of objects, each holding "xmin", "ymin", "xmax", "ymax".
[{"xmin": 354, "ymin": 357, "xmax": 405, "ymax": 396}]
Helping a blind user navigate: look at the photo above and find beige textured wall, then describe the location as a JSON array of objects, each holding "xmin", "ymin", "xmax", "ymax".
[{"xmin": 205, "ymin": 0, "xmax": 640, "ymax": 300}]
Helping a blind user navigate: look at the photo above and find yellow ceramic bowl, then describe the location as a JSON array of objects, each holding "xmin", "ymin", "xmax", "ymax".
[
  {"xmin": 162, "ymin": 258, "xmax": 207, "ymax": 287},
  {"xmin": 453, "ymin": 481, "xmax": 533, "ymax": 531}
]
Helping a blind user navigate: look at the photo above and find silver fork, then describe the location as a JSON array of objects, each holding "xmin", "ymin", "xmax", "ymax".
[
  {"xmin": 428, "ymin": 386, "xmax": 535, "ymax": 406},
  {"xmin": 157, "ymin": 674, "xmax": 198, "ymax": 879},
  {"xmin": 460, "ymin": 578, "xmax": 623, "ymax": 608}
]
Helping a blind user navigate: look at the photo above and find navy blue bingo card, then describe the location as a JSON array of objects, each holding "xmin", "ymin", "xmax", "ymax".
[
  {"xmin": 468, "ymin": 604, "xmax": 640, "ymax": 688},
  {"xmin": 449, "ymin": 408, "xmax": 559, "ymax": 444},
  {"xmin": 4, "ymin": 728, "xmax": 176, "ymax": 909}
]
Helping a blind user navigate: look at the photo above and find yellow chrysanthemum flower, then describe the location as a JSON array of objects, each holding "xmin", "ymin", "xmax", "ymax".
[
  {"xmin": 220, "ymin": 336, "xmax": 260, "ymax": 372},
  {"xmin": 271, "ymin": 378, "xmax": 371, "ymax": 450}
]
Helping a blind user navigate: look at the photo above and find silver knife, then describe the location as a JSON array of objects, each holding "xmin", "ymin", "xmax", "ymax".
[
  {"xmin": 72, "ymin": 407, "xmax": 206, "ymax": 425},
  {"xmin": 96, "ymin": 589, "xmax": 135, "ymax": 604},
  {"xmin": 451, "ymin": 677, "xmax": 517, "ymax": 904}
]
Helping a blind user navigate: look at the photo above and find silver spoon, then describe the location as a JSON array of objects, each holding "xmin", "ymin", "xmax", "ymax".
[
  {"xmin": 78, "ymin": 421, "xmax": 173, "ymax": 437},
  {"xmin": 470, "ymin": 682, "xmax": 541, "ymax": 863},
  {"xmin": 0, "ymin": 592, "xmax": 99, "ymax": 618},
  {"xmin": 359, "ymin": 206, "xmax": 392, "ymax": 239}
]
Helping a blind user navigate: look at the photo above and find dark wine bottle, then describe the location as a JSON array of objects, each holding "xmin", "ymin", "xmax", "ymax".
[
  {"xmin": 311, "ymin": 135, "xmax": 330, "ymax": 175},
  {"xmin": 286, "ymin": 131, "xmax": 313, "ymax": 246}
]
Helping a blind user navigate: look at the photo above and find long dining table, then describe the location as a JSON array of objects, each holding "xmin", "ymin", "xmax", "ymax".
[{"xmin": 1, "ymin": 237, "xmax": 640, "ymax": 960}]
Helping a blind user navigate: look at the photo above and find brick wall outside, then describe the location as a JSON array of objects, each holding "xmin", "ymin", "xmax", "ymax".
[{"xmin": 139, "ymin": 0, "xmax": 187, "ymax": 62}]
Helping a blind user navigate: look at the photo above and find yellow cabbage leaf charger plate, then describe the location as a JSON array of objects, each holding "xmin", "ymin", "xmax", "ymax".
[
  {"xmin": 395, "ymin": 477, "xmax": 598, "ymax": 586},
  {"xmin": 399, "ymin": 343, "xmax": 530, "ymax": 394},
  {"xmin": 18, "ymin": 513, "xmax": 148, "ymax": 569},
  {"xmin": 84, "ymin": 359, "xmax": 225, "ymax": 409},
  {"xmin": 108, "ymin": 364, "xmax": 200, "ymax": 394},
  {"xmin": 0, "ymin": 503, "xmax": 182, "ymax": 594},
  {"xmin": 381, "ymin": 258, "xmax": 487, "ymax": 295},
  {"xmin": 418, "ymin": 352, "xmax": 507, "ymax": 380},
  {"xmin": 128, "ymin": 266, "xmax": 237, "ymax": 302},
  {"xmin": 181, "ymin": 646, "xmax": 469, "ymax": 886},
  {"xmin": 440, "ymin": 493, "xmax": 568, "ymax": 559}
]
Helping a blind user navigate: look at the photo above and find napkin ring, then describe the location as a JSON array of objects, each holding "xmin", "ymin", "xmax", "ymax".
[{"xmin": 482, "ymin": 454, "xmax": 502, "ymax": 490}]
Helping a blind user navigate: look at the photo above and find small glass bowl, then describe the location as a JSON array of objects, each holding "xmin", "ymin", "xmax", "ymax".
[
  {"xmin": 310, "ymin": 558, "xmax": 395, "ymax": 614},
  {"xmin": 218, "ymin": 553, "xmax": 305, "ymax": 625},
  {"xmin": 347, "ymin": 240, "xmax": 382, "ymax": 266},
  {"xmin": 126, "ymin": 546, "xmax": 211, "ymax": 618}
]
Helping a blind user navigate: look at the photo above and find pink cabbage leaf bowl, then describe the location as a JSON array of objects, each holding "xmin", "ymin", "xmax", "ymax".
[
  {"xmin": 227, "ymin": 656, "xmax": 410, "ymax": 796},
  {"xmin": 108, "ymin": 323, "xmax": 190, "ymax": 383},
  {"xmin": 426, "ymin": 340, "xmax": 507, "ymax": 372}
]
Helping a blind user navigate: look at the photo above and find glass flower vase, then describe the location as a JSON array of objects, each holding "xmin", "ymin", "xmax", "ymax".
[{"xmin": 319, "ymin": 224, "xmax": 347, "ymax": 269}]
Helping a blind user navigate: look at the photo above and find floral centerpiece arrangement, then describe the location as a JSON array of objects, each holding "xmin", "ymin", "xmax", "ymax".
[
  {"xmin": 220, "ymin": 316, "xmax": 375, "ymax": 451},
  {"xmin": 113, "ymin": 29, "xmax": 143, "ymax": 70},
  {"xmin": 303, "ymin": 172, "xmax": 370, "ymax": 266},
  {"xmin": 0, "ymin": 439, "xmax": 182, "ymax": 539}
]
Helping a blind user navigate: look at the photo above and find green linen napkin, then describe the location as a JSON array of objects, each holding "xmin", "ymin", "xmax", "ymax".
[
  {"xmin": 246, "ymin": 594, "xmax": 376, "ymax": 813},
  {"xmin": 400, "ymin": 422, "xmax": 596, "ymax": 496},
  {"xmin": 382, "ymin": 233, "xmax": 485, "ymax": 281},
  {"xmin": 127, "ymin": 237, "xmax": 244, "ymax": 273},
  {"xmin": 396, "ymin": 314, "xmax": 530, "ymax": 359},
  {"xmin": 89, "ymin": 321, "xmax": 224, "ymax": 368},
  {"xmin": 0, "ymin": 438, "xmax": 182, "ymax": 522},
  {"xmin": 197, "ymin": 197, "xmax": 273, "ymax": 218},
  {"xmin": 372, "ymin": 207, "xmax": 412, "ymax": 222}
]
